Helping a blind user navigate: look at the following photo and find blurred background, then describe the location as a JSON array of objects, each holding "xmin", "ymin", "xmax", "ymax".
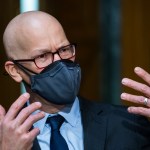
[{"xmin": 0, "ymin": 0, "xmax": 150, "ymax": 110}]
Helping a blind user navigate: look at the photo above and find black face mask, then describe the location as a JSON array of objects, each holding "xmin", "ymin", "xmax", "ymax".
[{"xmin": 15, "ymin": 60, "xmax": 81, "ymax": 105}]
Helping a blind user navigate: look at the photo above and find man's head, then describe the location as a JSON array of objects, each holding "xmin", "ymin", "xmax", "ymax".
[
  {"xmin": 3, "ymin": 11, "xmax": 73, "ymax": 83},
  {"xmin": 3, "ymin": 11, "xmax": 80, "ymax": 108}
]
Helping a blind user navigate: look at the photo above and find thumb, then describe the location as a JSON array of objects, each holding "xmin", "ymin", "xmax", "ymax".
[
  {"xmin": 0, "ymin": 105, "xmax": 6, "ymax": 121},
  {"xmin": 0, "ymin": 105, "xmax": 6, "ymax": 144}
]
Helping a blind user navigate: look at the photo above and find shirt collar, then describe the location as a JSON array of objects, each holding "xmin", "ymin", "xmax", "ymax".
[
  {"xmin": 59, "ymin": 97, "xmax": 80, "ymax": 127},
  {"xmin": 33, "ymin": 97, "xmax": 80, "ymax": 134}
]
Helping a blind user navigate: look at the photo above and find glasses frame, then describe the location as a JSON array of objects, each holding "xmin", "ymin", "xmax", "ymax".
[{"xmin": 12, "ymin": 43, "xmax": 76, "ymax": 69}]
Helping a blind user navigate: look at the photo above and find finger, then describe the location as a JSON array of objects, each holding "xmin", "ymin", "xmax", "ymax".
[
  {"xmin": 5, "ymin": 93, "xmax": 30, "ymax": 120},
  {"xmin": 0, "ymin": 105, "xmax": 6, "ymax": 141},
  {"xmin": 14, "ymin": 102, "xmax": 42, "ymax": 126},
  {"xmin": 127, "ymin": 106, "xmax": 150, "ymax": 118},
  {"xmin": 122, "ymin": 78, "xmax": 150, "ymax": 98},
  {"xmin": 20, "ymin": 111, "xmax": 45, "ymax": 132},
  {"xmin": 27, "ymin": 127, "xmax": 40, "ymax": 142},
  {"xmin": 134, "ymin": 67, "xmax": 150, "ymax": 86},
  {"xmin": 20, "ymin": 127, "xmax": 40, "ymax": 148},
  {"xmin": 121, "ymin": 93, "xmax": 150, "ymax": 107},
  {"xmin": 0, "ymin": 105, "xmax": 6, "ymax": 121}
]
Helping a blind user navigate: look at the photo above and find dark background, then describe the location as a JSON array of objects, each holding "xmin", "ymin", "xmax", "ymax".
[{"xmin": 1, "ymin": 0, "xmax": 150, "ymax": 110}]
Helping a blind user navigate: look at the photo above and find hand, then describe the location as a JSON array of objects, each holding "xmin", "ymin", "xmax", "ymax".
[
  {"xmin": 121, "ymin": 67, "xmax": 150, "ymax": 118},
  {"xmin": 0, "ymin": 93, "xmax": 45, "ymax": 150}
]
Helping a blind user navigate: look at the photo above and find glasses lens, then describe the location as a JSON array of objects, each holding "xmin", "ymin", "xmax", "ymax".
[
  {"xmin": 33, "ymin": 44, "xmax": 76, "ymax": 68},
  {"xmin": 59, "ymin": 44, "xmax": 75, "ymax": 59},
  {"xmin": 35, "ymin": 52, "xmax": 53, "ymax": 68}
]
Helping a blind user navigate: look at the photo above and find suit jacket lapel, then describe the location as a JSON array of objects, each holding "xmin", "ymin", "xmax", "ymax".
[
  {"xmin": 79, "ymin": 98, "xmax": 108, "ymax": 150},
  {"xmin": 32, "ymin": 98, "xmax": 108, "ymax": 150}
]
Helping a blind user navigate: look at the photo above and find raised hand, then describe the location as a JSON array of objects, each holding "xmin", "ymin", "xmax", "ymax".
[
  {"xmin": 121, "ymin": 67, "xmax": 150, "ymax": 118},
  {"xmin": 0, "ymin": 93, "xmax": 45, "ymax": 150}
]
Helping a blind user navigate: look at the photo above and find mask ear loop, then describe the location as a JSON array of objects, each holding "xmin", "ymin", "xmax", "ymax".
[
  {"xmin": 12, "ymin": 60, "xmax": 37, "ymax": 76},
  {"xmin": 12, "ymin": 60, "xmax": 36, "ymax": 89}
]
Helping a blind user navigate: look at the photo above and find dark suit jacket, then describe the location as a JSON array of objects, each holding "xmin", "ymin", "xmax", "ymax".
[{"xmin": 32, "ymin": 97, "xmax": 150, "ymax": 150}]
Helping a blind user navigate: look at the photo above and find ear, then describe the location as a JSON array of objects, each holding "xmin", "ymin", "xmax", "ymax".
[{"xmin": 5, "ymin": 61, "xmax": 23, "ymax": 83}]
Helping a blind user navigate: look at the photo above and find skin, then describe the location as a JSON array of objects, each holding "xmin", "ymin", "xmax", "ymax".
[
  {"xmin": 121, "ymin": 67, "xmax": 150, "ymax": 118},
  {"xmin": 0, "ymin": 10, "xmax": 150, "ymax": 150},
  {"xmin": 0, "ymin": 11, "xmax": 74, "ymax": 150},
  {"xmin": 4, "ymin": 11, "xmax": 72, "ymax": 113}
]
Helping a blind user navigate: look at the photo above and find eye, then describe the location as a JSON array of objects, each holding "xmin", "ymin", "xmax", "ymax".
[
  {"xmin": 59, "ymin": 47, "xmax": 70, "ymax": 54},
  {"xmin": 38, "ymin": 53, "xmax": 48, "ymax": 59},
  {"xmin": 35, "ymin": 53, "xmax": 50, "ymax": 63},
  {"xmin": 59, "ymin": 48, "xmax": 65, "ymax": 53}
]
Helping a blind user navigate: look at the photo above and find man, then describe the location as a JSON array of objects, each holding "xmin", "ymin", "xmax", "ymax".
[{"xmin": 0, "ymin": 11, "xmax": 150, "ymax": 150}]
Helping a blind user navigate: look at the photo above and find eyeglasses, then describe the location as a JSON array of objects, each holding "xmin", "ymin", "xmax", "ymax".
[{"xmin": 12, "ymin": 43, "xmax": 76, "ymax": 69}]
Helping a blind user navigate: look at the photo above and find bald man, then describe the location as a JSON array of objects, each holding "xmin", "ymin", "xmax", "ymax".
[{"xmin": 1, "ymin": 11, "xmax": 150, "ymax": 150}]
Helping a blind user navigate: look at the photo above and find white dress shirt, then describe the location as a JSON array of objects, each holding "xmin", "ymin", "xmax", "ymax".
[{"xmin": 33, "ymin": 97, "xmax": 83, "ymax": 150}]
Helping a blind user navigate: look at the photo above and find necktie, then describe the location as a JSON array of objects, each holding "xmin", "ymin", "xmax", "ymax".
[{"xmin": 47, "ymin": 115, "xmax": 69, "ymax": 150}]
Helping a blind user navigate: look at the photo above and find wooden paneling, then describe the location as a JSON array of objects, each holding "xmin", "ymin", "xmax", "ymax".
[
  {"xmin": 2, "ymin": 0, "xmax": 149, "ymax": 108},
  {"xmin": 122, "ymin": 0, "xmax": 150, "ymax": 98},
  {"xmin": 40, "ymin": 0, "xmax": 100, "ymax": 100},
  {"xmin": 0, "ymin": 0, "xmax": 100, "ymax": 110},
  {"xmin": 0, "ymin": 1, "xmax": 20, "ymax": 110}
]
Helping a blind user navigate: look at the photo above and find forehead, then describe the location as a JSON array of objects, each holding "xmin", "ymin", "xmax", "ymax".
[
  {"xmin": 4, "ymin": 12, "xmax": 69, "ymax": 59},
  {"xmin": 15, "ymin": 21, "xmax": 69, "ymax": 59}
]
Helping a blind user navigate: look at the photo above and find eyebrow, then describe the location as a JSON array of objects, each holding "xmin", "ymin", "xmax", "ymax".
[
  {"xmin": 30, "ymin": 49, "xmax": 51, "ymax": 59},
  {"xmin": 30, "ymin": 44, "xmax": 70, "ymax": 59}
]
